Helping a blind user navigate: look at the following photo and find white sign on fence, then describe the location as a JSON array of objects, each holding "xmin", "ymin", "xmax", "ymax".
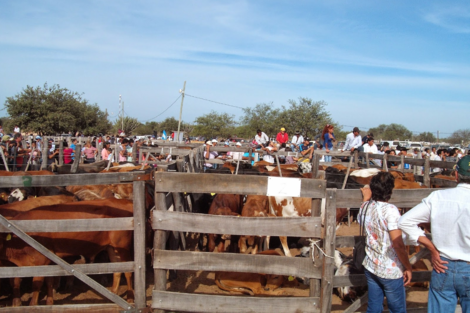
[{"xmin": 266, "ymin": 177, "xmax": 301, "ymax": 197}]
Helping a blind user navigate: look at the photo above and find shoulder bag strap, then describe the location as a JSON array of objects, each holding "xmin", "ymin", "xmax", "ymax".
[{"xmin": 360, "ymin": 201, "xmax": 372, "ymax": 236}]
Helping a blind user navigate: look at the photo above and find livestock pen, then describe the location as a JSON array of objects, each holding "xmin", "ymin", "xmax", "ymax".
[{"xmin": 0, "ymin": 171, "xmax": 150, "ymax": 312}]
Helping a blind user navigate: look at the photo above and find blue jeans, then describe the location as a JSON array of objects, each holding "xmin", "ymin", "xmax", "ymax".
[
  {"xmin": 428, "ymin": 257, "xmax": 470, "ymax": 313},
  {"xmin": 323, "ymin": 147, "xmax": 332, "ymax": 162},
  {"xmin": 364, "ymin": 269, "xmax": 406, "ymax": 313}
]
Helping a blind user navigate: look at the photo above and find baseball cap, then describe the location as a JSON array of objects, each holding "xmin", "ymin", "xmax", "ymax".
[
  {"xmin": 457, "ymin": 156, "xmax": 470, "ymax": 177},
  {"xmin": 212, "ymin": 139, "xmax": 218, "ymax": 143},
  {"xmin": 280, "ymin": 127, "xmax": 286, "ymax": 131},
  {"xmin": 35, "ymin": 135, "xmax": 42, "ymax": 139},
  {"xmin": 304, "ymin": 137, "xmax": 310, "ymax": 141},
  {"xmin": 236, "ymin": 142, "xmax": 242, "ymax": 146},
  {"xmin": 2, "ymin": 135, "xmax": 10, "ymax": 142},
  {"xmin": 205, "ymin": 140, "xmax": 211, "ymax": 145}
]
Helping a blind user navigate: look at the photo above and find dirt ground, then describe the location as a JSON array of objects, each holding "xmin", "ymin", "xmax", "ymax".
[{"xmin": 0, "ymin": 222, "xmax": 430, "ymax": 312}]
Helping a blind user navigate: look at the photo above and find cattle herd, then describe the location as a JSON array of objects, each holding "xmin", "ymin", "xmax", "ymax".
[{"xmin": 0, "ymin": 148, "xmax": 456, "ymax": 311}]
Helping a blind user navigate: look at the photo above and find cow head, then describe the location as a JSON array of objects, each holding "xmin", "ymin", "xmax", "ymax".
[
  {"xmin": 8, "ymin": 188, "xmax": 26, "ymax": 203},
  {"xmin": 298, "ymin": 162, "xmax": 312, "ymax": 174}
]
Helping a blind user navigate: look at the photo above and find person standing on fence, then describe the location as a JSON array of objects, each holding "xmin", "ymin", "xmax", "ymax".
[
  {"xmin": 359, "ymin": 172, "xmax": 412, "ymax": 313},
  {"xmin": 321, "ymin": 124, "xmax": 335, "ymax": 163},
  {"xmin": 399, "ymin": 155, "xmax": 470, "ymax": 313}
]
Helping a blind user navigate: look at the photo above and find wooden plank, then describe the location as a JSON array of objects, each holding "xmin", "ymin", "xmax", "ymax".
[
  {"xmin": 153, "ymin": 192, "xmax": 169, "ymax": 313},
  {"xmin": 430, "ymin": 159, "xmax": 458, "ymax": 169},
  {"xmin": 0, "ymin": 261, "xmax": 134, "ymax": 278},
  {"xmin": 424, "ymin": 156, "xmax": 431, "ymax": 187},
  {"xmin": 430, "ymin": 177, "xmax": 457, "ymax": 187},
  {"xmin": 336, "ymin": 189, "xmax": 438, "ymax": 208},
  {"xmin": 0, "ymin": 171, "xmax": 146, "ymax": 188},
  {"xmin": 333, "ymin": 271, "xmax": 431, "ymax": 287},
  {"xmin": 153, "ymin": 250, "xmax": 321, "ymax": 278},
  {"xmin": 152, "ymin": 210, "xmax": 322, "ymax": 237},
  {"xmin": 0, "ymin": 215, "xmax": 134, "ymax": 310},
  {"xmin": 320, "ymin": 189, "xmax": 337, "ymax": 313},
  {"xmin": 0, "ymin": 304, "xmax": 126, "ymax": 313},
  {"xmin": 0, "ymin": 217, "xmax": 134, "ymax": 233},
  {"xmin": 152, "ymin": 290, "xmax": 320, "ymax": 313},
  {"xmin": 343, "ymin": 291, "xmax": 368, "ymax": 313},
  {"xmin": 154, "ymin": 172, "xmax": 326, "ymax": 198},
  {"xmin": 132, "ymin": 181, "xmax": 146, "ymax": 309}
]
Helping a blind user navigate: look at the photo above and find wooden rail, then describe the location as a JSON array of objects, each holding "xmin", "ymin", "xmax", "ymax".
[{"xmin": 0, "ymin": 172, "xmax": 148, "ymax": 312}]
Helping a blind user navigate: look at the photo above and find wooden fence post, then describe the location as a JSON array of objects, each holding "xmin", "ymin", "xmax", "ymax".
[
  {"xmin": 59, "ymin": 140, "xmax": 64, "ymax": 166},
  {"xmin": 354, "ymin": 150, "xmax": 358, "ymax": 168},
  {"xmin": 41, "ymin": 138, "xmax": 49, "ymax": 170},
  {"xmin": 320, "ymin": 189, "xmax": 337, "ymax": 313},
  {"xmin": 133, "ymin": 180, "xmax": 146, "ymax": 309},
  {"xmin": 424, "ymin": 156, "xmax": 431, "ymax": 188},
  {"xmin": 71, "ymin": 144, "xmax": 81, "ymax": 174},
  {"xmin": 153, "ymin": 191, "xmax": 168, "ymax": 313},
  {"xmin": 96, "ymin": 138, "xmax": 101, "ymax": 161}
]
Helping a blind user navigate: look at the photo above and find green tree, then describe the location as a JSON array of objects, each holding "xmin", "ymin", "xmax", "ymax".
[
  {"xmin": 134, "ymin": 121, "xmax": 159, "ymax": 135},
  {"xmin": 278, "ymin": 98, "xmax": 338, "ymax": 139},
  {"xmin": 240, "ymin": 103, "xmax": 281, "ymax": 138},
  {"xmin": 113, "ymin": 116, "xmax": 141, "ymax": 135},
  {"xmin": 4, "ymin": 83, "xmax": 111, "ymax": 135},
  {"xmin": 448, "ymin": 129, "xmax": 470, "ymax": 145},
  {"xmin": 159, "ymin": 117, "xmax": 180, "ymax": 134},
  {"xmin": 193, "ymin": 111, "xmax": 236, "ymax": 139},
  {"xmin": 415, "ymin": 132, "xmax": 436, "ymax": 142},
  {"xmin": 368, "ymin": 123, "xmax": 412, "ymax": 141}
]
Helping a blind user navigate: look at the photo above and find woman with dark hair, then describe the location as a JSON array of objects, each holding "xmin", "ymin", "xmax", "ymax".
[
  {"xmin": 359, "ymin": 172, "xmax": 412, "ymax": 313},
  {"xmin": 321, "ymin": 124, "xmax": 335, "ymax": 162},
  {"xmin": 101, "ymin": 141, "xmax": 111, "ymax": 160}
]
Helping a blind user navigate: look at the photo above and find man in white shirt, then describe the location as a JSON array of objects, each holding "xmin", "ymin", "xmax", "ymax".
[
  {"xmin": 254, "ymin": 129, "xmax": 269, "ymax": 149},
  {"xmin": 343, "ymin": 127, "xmax": 362, "ymax": 152},
  {"xmin": 399, "ymin": 155, "xmax": 470, "ymax": 313},
  {"xmin": 363, "ymin": 137, "xmax": 381, "ymax": 166},
  {"xmin": 290, "ymin": 131, "xmax": 304, "ymax": 152}
]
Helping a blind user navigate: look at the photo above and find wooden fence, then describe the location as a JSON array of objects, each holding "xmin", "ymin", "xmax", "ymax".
[{"xmin": 0, "ymin": 171, "xmax": 149, "ymax": 313}]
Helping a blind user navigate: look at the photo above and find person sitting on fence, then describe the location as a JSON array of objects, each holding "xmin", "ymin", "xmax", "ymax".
[
  {"xmin": 295, "ymin": 137, "xmax": 314, "ymax": 162},
  {"xmin": 386, "ymin": 150, "xmax": 398, "ymax": 169},
  {"xmin": 13, "ymin": 133, "xmax": 30, "ymax": 170},
  {"xmin": 83, "ymin": 141, "xmax": 97, "ymax": 164},
  {"xmin": 290, "ymin": 131, "xmax": 304, "ymax": 152},
  {"xmin": 276, "ymin": 128, "xmax": 289, "ymax": 145},
  {"xmin": 431, "ymin": 149, "xmax": 445, "ymax": 172},
  {"xmin": 359, "ymin": 173, "xmax": 412, "ymax": 313},
  {"xmin": 343, "ymin": 127, "xmax": 362, "ymax": 152},
  {"xmin": 126, "ymin": 139, "xmax": 134, "ymax": 162},
  {"xmin": 261, "ymin": 141, "xmax": 277, "ymax": 164},
  {"xmin": 254, "ymin": 129, "xmax": 269, "ymax": 149},
  {"xmin": 399, "ymin": 155, "xmax": 470, "ymax": 313},
  {"xmin": 363, "ymin": 137, "xmax": 381, "ymax": 167},
  {"xmin": 47, "ymin": 141, "xmax": 60, "ymax": 168}
]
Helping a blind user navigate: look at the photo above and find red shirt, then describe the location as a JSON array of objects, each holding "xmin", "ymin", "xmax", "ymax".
[{"xmin": 276, "ymin": 132, "xmax": 289, "ymax": 144}]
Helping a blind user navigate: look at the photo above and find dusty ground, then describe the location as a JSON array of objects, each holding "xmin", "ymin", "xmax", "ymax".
[{"xmin": 0, "ymin": 222, "xmax": 430, "ymax": 312}]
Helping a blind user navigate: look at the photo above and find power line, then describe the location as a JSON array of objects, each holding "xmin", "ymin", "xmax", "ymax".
[
  {"xmin": 142, "ymin": 95, "xmax": 182, "ymax": 123},
  {"xmin": 185, "ymin": 93, "xmax": 246, "ymax": 110}
]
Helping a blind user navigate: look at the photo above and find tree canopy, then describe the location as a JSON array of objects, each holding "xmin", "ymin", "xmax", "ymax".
[
  {"xmin": 4, "ymin": 83, "xmax": 111, "ymax": 135},
  {"xmin": 239, "ymin": 98, "xmax": 340, "ymax": 139},
  {"xmin": 447, "ymin": 129, "xmax": 470, "ymax": 145},
  {"xmin": 193, "ymin": 111, "xmax": 236, "ymax": 139},
  {"xmin": 368, "ymin": 123, "xmax": 412, "ymax": 141}
]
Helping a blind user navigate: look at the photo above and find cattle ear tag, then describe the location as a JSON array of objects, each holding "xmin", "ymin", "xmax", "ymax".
[
  {"xmin": 211, "ymin": 193, "xmax": 216, "ymax": 196},
  {"xmin": 6, "ymin": 234, "xmax": 11, "ymax": 241},
  {"xmin": 288, "ymin": 276, "xmax": 294, "ymax": 281}
]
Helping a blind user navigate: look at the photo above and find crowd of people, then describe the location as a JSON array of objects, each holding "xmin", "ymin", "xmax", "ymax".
[{"xmin": 0, "ymin": 129, "xmax": 165, "ymax": 171}]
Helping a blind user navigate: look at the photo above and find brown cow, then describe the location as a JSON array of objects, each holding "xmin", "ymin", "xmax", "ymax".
[
  {"xmin": 215, "ymin": 250, "xmax": 285, "ymax": 295},
  {"xmin": 238, "ymin": 195, "xmax": 270, "ymax": 255},
  {"xmin": 207, "ymin": 194, "xmax": 243, "ymax": 253},
  {"xmin": 0, "ymin": 198, "xmax": 134, "ymax": 306},
  {"xmin": 0, "ymin": 195, "xmax": 77, "ymax": 218}
]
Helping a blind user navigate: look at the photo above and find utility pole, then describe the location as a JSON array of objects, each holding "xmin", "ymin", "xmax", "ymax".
[
  {"xmin": 437, "ymin": 130, "xmax": 439, "ymax": 143},
  {"xmin": 177, "ymin": 81, "xmax": 186, "ymax": 143},
  {"xmin": 119, "ymin": 95, "xmax": 123, "ymax": 133}
]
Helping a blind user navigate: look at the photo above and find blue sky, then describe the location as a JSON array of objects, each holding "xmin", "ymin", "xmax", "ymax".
[{"xmin": 0, "ymin": 0, "xmax": 469, "ymax": 138}]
